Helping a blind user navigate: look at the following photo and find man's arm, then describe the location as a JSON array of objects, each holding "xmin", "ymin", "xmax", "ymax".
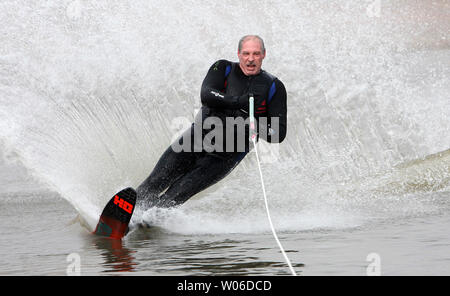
[
  {"xmin": 200, "ymin": 60, "xmax": 248, "ymax": 109},
  {"xmin": 259, "ymin": 79, "xmax": 287, "ymax": 143}
]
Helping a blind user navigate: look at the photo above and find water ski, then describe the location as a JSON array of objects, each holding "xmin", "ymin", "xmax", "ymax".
[{"xmin": 93, "ymin": 187, "xmax": 137, "ymax": 239}]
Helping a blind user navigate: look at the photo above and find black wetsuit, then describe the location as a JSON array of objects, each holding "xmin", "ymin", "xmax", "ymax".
[{"xmin": 136, "ymin": 59, "xmax": 287, "ymax": 209}]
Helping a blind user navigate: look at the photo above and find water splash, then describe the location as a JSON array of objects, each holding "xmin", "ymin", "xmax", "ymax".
[{"xmin": 0, "ymin": 0, "xmax": 448, "ymax": 232}]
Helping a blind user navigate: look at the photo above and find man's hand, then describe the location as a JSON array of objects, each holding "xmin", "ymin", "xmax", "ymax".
[{"xmin": 235, "ymin": 93, "xmax": 250, "ymax": 109}]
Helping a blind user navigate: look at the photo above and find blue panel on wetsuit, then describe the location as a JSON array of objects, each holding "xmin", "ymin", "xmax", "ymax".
[
  {"xmin": 268, "ymin": 81, "xmax": 276, "ymax": 103},
  {"xmin": 225, "ymin": 65, "xmax": 232, "ymax": 78}
]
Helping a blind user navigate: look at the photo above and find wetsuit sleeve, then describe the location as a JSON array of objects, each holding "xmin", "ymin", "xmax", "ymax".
[
  {"xmin": 200, "ymin": 60, "xmax": 247, "ymax": 109},
  {"xmin": 260, "ymin": 79, "xmax": 287, "ymax": 143}
]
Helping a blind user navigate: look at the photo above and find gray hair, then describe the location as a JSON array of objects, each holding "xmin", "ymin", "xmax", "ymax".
[{"xmin": 238, "ymin": 35, "xmax": 266, "ymax": 54}]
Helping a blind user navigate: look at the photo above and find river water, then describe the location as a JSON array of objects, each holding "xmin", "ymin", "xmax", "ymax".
[{"xmin": 0, "ymin": 0, "xmax": 449, "ymax": 275}]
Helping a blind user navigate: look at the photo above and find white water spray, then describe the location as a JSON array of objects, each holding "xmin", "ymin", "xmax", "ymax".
[{"xmin": 0, "ymin": 0, "xmax": 448, "ymax": 236}]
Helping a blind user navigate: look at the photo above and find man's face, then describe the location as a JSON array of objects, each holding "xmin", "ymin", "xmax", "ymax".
[{"xmin": 238, "ymin": 38, "xmax": 266, "ymax": 76}]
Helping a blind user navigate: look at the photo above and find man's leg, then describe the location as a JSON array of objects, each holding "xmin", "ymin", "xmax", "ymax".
[
  {"xmin": 136, "ymin": 146, "xmax": 198, "ymax": 209},
  {"xmin": 152, "ymin": 152, "xmax": 246, "ymax": 208}
]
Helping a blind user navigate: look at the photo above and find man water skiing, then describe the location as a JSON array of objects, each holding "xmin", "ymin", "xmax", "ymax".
[{"xmin": 136, "ymin": 35, "xmax": 287, "ymax": 210}]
